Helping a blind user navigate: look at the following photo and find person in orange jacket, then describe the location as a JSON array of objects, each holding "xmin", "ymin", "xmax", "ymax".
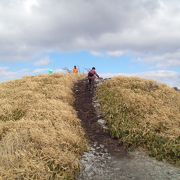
[{"xmin": 72, "ymin": 66, "xmax": 78, "ymax": 74}]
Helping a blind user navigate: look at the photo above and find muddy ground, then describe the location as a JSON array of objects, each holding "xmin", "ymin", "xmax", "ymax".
[{"xmin": 74, "ymin": 79, "xmax": 180, "ymax": 180}]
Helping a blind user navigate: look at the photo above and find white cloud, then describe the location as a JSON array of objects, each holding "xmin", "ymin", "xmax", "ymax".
[
  {"xmin": 0, "ymin": 67, "xmax": 30, "ymax": 82},
  {"xmin": 34, "ymin": 57, "xmax": 50, "ymax": 66},
  {"xmin": 136, "ymin": 50, "xmax": 180, "ymax": 68},
  {"xmin": 33, "ymin": 68, "xmax": 49, "ymax": 74},
  {"xmin": 100, "ymin": 70, "xmax": 180, "ymax": 88},
  {"xmin": 140, "ymin": 70, "xmax": 180, "ymax": 87},
  {"xmin": 54, "ymin": 69, "xmax": 65, "ymax": 73},
  {"xmin": 90, "ymin": 50, "xmax": 125, "ymax": 57},
  {"xmin": 23, "ymin": 0, "xmax": 39, "ymax": 14},
  {"xmin": 90, "ymin": 51, "xmax": 103, "ymax": 57},
  {"xmin": 0, "ymin": 67, "xmax": 65, "ymax": 82},
  {"xmin": 106, "ymin": 51, "xmax": 124, "ymax": 57},
  {"xmin": 32, "ymin": 68, "xmax": 65, "ymax": 74},
  {"xmin": 0, "ymin": 67, "xmax": 16, "ymax": 80},
  {"xmin": 0, "ymin": 0, "xmax": 180, "ymax": 69}
]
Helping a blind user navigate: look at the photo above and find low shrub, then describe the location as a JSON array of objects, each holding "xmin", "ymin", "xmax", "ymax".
[{"xmin": 97, "ymin": 76, "xmax": 180, "ymax": 165}]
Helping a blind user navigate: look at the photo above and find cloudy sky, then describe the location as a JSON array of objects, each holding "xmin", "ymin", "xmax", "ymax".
[{"xmin": 0, "ymin": 0, "xmax": 180, "ymax": 87}]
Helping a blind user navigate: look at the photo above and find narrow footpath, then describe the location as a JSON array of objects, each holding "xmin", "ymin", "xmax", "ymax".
[{"xmin": 74, "ymin": 79, "xmax": 180, "ymax": 180}]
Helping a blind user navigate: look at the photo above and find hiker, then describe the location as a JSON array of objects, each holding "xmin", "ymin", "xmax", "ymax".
[
  {"xmin": 72, "ymin": 66, "xmax": 78, "ymax": 74},
  {"xmin": 88, "ymin": 67, "xmax": 100, "ymax": 85}
]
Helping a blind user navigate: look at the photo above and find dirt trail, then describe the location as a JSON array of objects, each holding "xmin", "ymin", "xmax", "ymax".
[{"xmin": 74, "ymin": 79, "xmax": 180, "ymax": 180}]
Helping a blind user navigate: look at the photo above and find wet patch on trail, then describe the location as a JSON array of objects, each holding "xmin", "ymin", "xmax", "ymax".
[{"xmin": 74, "ymin": 79, "xmax": 180, "ymax": 180}]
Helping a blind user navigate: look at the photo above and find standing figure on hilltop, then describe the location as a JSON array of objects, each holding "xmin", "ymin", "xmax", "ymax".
[
  {"xmin": 88, "ymin": 67, "xmax": 100, "ymax": 85},
  {"xmin": 72, "ymin": 66, "xmax": 78, "ymax": 74}
]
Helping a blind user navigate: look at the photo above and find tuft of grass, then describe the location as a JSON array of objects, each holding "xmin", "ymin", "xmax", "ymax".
[
  {"xmin": 0, "ymin": 74, "xmax": 88, "ymax": 179},
  {"xmin": 97, "ymin": 76, "xmax": 180, "ymax": 165}
]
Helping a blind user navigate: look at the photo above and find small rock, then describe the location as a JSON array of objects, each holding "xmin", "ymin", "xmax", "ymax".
[
  {"xmin": 100, "ymin": 144, "xmax": 105, "ymax": 149},
  {"xmin": 94, "ymin": 103, "xmax": 100, "ymax": 107},
  {"xmin": 104, "ymin": 148, "xmax": 108, "ymax": 153},
  {"xmin": 90, "ymin": 147, "xmax": 95, "ymax": 151},
  {"xmin": 102, "ymin": 126, "xmax": 109, "ymax": 131},
  {"xmin": 94, "ymin": 142, "xmax": 98, "ymax": 147},
  {"xmin": 97, "ymin": 119, "xmax": 106, "ymax": 126},
  {"xmin": 97, "ymin": 115, "xmax": 102, "ymax": 118}
]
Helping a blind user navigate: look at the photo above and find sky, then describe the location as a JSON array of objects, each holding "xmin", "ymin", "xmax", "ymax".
[{"xmin": 0, "ymin": 0, "xmax": 180, "ymax": 87}]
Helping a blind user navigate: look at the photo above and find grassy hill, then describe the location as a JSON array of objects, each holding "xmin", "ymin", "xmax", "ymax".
[
  {"xmin": 0, "ymin": 74, "xmax": 88, "ymax": 179},
  {"xmin": 97, "ymin": 76, "xmax": 180, "ymax": 165},
  {"xmin": 0, "ymin": 74, "xmax": 179, "ymax": 179}
]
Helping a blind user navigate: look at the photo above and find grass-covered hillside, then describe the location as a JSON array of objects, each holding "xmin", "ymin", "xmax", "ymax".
[
  {"xmin": 97, "ymin": 76, "xmax": 180, "ymax": 165},
  {"xmin": 0, "ymin": 74, "xmax": 88, "ymax": 179}
]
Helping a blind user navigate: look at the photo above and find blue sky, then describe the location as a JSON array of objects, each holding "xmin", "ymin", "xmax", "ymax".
[
  {"xmin": 46, "ymin": 51, "xmax": 149, "ymax": 74},
  {"xmin": 1, "ymin": 51, "xmax": 150, "ymax": 74},
  {"xmin": 0, "ymin": 0, "xmax": 180, "ymax": 87},
  {"xmin": 0, "ymin": 51, "xmax": 149, "ymax": 74}
]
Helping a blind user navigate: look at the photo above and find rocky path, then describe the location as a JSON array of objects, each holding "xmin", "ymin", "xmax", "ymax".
[{"xmin": 74, "ymin": 79, "xmax": 180, "ymax": 180}]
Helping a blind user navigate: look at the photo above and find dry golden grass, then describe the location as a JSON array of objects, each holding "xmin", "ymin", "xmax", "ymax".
[
  {"xmin": 97, "ymin": 76, "xmax": 180, "ymax": 165},
  {"xmin": 0, "ymin": 74, "xmax": 88, "ymax": 179}
]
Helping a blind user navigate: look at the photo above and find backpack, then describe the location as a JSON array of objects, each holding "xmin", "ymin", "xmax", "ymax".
[{"xmin": 88, "ymin": 70, "xmax": 94, "ymax": 77}]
